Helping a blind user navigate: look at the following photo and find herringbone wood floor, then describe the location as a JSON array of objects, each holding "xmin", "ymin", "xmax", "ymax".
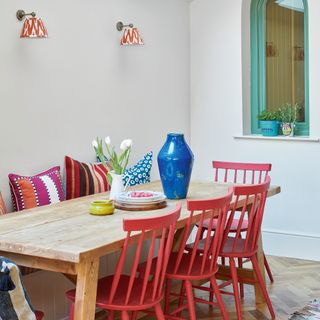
[
  {"xmin": 190, "ymin": 255, "xmax": 320, "ymax": 319},
  {"xmin": 151, "ymin": 256, "xmax": 320, "ymax": 319},
  {"xmin": 97, "ymin": 255, "xmax": 320, "ymax": 319}
]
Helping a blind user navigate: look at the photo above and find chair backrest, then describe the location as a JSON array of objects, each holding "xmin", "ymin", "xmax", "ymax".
[
  {"xmin": 0, "ymin": 192, "xmax": 7, "ymax": 215},
  {"xmin": 222, "ymin": 176, "xmax": 271, "ymax": 254},
  {"xmin": 173, "ymin": 189, "xmax": 233, "ymax": 276},
  {"xmin": 108, "ymin": 204, "xmax": 181, "ymax": 305},
  {"xmin": 212, "ymin": 161, "xmax": 271, "ymax": 184}
]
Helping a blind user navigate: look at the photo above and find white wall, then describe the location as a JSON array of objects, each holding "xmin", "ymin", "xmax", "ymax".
[
  {"xmin": 190, "ymin": 0, "xmax": 320, "ymax": 261},
  {"xmin": 0, "ymin": 0, "xmax": 190, "ymax": 208},
  {"xmin": 0, "ymin": 0, "xmax": 190, "ymax": 318}
]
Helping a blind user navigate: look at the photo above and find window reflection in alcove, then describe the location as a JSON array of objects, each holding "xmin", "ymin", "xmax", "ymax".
[{"xmin": 266, "ymin": 0, "xmax": 305, "ymax": 121}]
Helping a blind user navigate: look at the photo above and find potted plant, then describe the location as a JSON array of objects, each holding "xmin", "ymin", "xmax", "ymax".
[
  {"xmin": 257, "ymin": 110, "xmax": 280, "ymax": 136},
  {"xmin": 92, "ymin": 136, "xmax": 132, "ymax": 199},
  {"xmin": 278, "ymin": 103, "xmax": 300, "ymax": 136}
]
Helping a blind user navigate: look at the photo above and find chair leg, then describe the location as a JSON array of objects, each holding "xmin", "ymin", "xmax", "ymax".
[
  {"xmin": 185, "ymin": 280, "xmax": 196, "ymax": 320},
  {"xmin": 238, "ymin": 257, "xmax": 245, "ymax": 298},
  {"xmin": 68, "ymin": 302, "xmax": 75, "ymax": 320},
  {"xmin": 108, "ymin": 310, "xmax": 114, "ymax": 320},
  {"xmin": 264, "ymin": 253, "xmax": 274, "ymax": 282},
  {"xmin": 121, "ymin": 311, "xmax": 129, "ymax": 320},
  {"xmin": 131, "ymin": 311, "xmax": 138, "ymax": 320},
  {"xmin": 229, "ymin": 258, "xmax": 242, "ymax": 320},
  {"xmin": 209, "ymin": 281, "xmax": 214, "ymax": 302},
  {"xmin": 251, "ymin": 255, "xmax": 275, "ymax": 319},
  {"xmin": 210, "ymin": 276, "xmax": 228, "ymax": 320},
  {"xmin": 155, "ymin": 303, "xmax": 165, "ymax": 320},
  {"xmin": 165, "ymin": 278, "xmax": 172, "ymax": 314},
  {"xmin": 177, "ymin": 280, "xmax": 186, "ymax": 317}
]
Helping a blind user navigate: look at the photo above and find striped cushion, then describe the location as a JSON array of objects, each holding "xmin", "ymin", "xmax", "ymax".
[
  {"xmin": 9, "ymin": 166, "xmax": 64, "ymax": 212},
  {"xmin": 65, "ymin": 156, "xmax": 111, "ymax": 200},
  {"xmin": 0, "ymin": 192, "xmax": 6, "ymax": 215}
]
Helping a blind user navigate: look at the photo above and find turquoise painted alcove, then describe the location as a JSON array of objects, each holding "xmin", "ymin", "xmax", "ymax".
[{"xmin": 250, "ymin": 0, "xmax": 309, "ymax": 136}]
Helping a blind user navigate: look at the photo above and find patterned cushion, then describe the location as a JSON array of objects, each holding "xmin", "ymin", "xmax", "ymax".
[
  {"xmin": 65, "ymin": 156, "xmax": 112, "ymax": 200},
  {"xmin": 0, "ymin": 192, "xmax": 6, "ymax": 215},
  {"xmin": 9, "ymin": 166, "xmax": 64, "ymax": 212},
  {"xmin": 123, "ymin": 151, "xmax": 153, "ymax": 186},
  {"xmin": 0, "ymin": 256, "xmax": 37, "ymax": 319},
  {"xmin": 97, "ymin": 151, "xmax": 153, "ymax": 187}
]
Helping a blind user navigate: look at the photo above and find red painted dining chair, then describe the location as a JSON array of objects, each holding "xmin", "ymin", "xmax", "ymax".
[
  {"xmin": 155, "ymin": 190, "xmax": 233, "ymax": 320},
  {"xmin": 220, "ymin": 176, "xmax": 274, "ymax": 319},
  {"xmin": 199, "ymin": 161, "xmax": 274, "ymax": 286},
  {"xmin": 66, "ymin": 204, "xmax": 181, "ymax": 320},
  {"xmin": 193, "ymin": 177, "xmax": 274, "ymax": 319}
]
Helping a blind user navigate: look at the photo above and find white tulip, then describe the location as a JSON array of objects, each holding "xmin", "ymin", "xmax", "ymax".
[
  {"xmin": 105, "ymin": 136, "xmax": 111, "ymax": 145},
  {"xmin": 125, "ymin": 139, "xmax": 133, "ymax": 148},
  {"xmin": 92, "ymin": 139, "xmax": 98, "ymax": 149},
  {"xmin": 120, "ymin": 140, "xmax": 127, "ymax": 151},
  {"xmin": 120, "ymin": 139, "xmax": 132, "ymax": 151}
]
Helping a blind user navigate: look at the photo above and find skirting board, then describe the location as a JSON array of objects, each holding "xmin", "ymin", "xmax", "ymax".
[{"xmin": 262, "ymin": 229, "xmax": 320, "ymax": 261}]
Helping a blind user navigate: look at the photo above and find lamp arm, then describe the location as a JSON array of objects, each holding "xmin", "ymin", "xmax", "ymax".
[
  {"xmin": 116, "ymin": 21, "xmax": 134, "ymax": 31},
  {"xmin": 16, "ymin": 10, "xmax": 36, "ymax": 21}
]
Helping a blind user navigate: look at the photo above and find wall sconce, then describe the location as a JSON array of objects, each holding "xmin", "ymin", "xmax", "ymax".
[
  {"xmin": 116, "ymin": 21, "xmax": 144, "ymax": 46},
  {"xmin": 16, "ymin": 10, "xmax": 48, "ymax": 38}
]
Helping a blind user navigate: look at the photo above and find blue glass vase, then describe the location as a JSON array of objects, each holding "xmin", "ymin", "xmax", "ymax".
[{"xmin": 157, "ymin": 133, "xmax": 194, "ymax": 199}]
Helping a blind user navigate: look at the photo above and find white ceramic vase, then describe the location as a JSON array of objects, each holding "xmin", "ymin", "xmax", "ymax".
[{"xmin": 109, "ymin": 171, "xmax": 124, "ymax": 200}]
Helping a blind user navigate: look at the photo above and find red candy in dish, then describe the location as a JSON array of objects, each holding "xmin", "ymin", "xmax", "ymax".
[{"xmin": 130, "ymin": 191, "xmax": 154, "ymax": 198}]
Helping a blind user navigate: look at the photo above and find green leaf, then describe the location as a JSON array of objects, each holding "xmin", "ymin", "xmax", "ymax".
[{"xmin": 107, "ymin": 172, "xmax": 112, "ymax": 185}]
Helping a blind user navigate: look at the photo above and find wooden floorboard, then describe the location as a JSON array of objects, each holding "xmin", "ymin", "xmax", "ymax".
[{"xmin": 132, "ymin": 255, "xmax": 320, "ymax": 319}]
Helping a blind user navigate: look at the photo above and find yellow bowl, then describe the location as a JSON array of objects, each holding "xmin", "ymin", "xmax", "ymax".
[{"xmin": 90, "ymin": 200, "xmax": 114, "ymax": 216}]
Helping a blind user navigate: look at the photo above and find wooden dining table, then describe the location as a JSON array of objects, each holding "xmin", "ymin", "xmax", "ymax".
[{"xmin": 0, "ymin": 180, "xmax": 280, "ymax": 320}]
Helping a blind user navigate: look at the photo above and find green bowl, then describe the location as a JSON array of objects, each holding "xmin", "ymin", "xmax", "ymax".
[{"xmin": 90, "ymin": 200, "xmax": 114, "ymax": 216}]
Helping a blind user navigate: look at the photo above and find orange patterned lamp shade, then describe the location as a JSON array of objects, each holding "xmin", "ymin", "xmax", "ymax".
[
  {"xmin": 20, "ymin": 17, "xmax": 48, "ymax": 38},
  {"xmin": 120, "ymin": 28, "xmax": 144, "ymax": 46}
]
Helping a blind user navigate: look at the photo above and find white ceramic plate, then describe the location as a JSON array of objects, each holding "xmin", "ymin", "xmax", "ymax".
[{"xmin": 117, "ymin": 191, "xmax": 166, "ymax": 203}]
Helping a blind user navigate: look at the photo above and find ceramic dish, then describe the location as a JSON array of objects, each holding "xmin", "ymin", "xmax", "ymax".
[
  {"xmin": 117, "ymin": 191, "xmax": 166, "ymax": 203},
  {"xmin": 89, "ymin": 200, "xmax": 114, "ymax": 216}
]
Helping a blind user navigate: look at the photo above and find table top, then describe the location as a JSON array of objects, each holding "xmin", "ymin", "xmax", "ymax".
[{"xmin": 0, "ymin": 181, "xmax": 280, "ymax": 264}]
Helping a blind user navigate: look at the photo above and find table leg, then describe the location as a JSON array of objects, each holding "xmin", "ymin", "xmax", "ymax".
[
  {"xmin": 254, "ymin": 235, "xmax": 266, "ymax": 304},
  {"xmin": 74, "ymin": 258, "xmax": 100, "ymax": 320}
]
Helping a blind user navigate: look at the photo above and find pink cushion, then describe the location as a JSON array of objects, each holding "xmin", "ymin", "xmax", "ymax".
[{"xmin": 9, "ymin": 166, "xmax": 64, "ymax": 211}]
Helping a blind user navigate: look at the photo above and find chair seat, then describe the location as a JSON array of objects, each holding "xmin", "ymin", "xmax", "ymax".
[
  {"xmin": 200, "ymin": 218, "xmax": 248, "ymax": 232},
  {"xmin": 66, "ymin": 275, "xmax": 162, "ymax": 310},
  {"xmin": 186, "ymin": 236, "xmax": 257, "ymax": 258},
  {"xmin": 220, "ymin": 237, "xmax": 257, "ymax": 258},
  {"xmin": 138, "ymin": 252, "xmax": 218, "ymax": 281},
  {"xmin": 166, "ymin": 252, "xmax": 218, "ymax": 280}
]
